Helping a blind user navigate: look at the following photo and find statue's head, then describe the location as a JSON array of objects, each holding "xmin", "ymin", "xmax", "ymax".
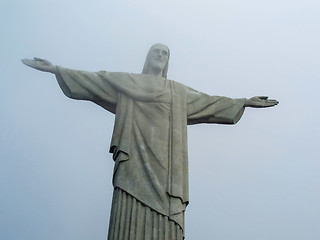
[{"xmin": 142, "ymin": 43, "xmax": 170, "ymax": 78}]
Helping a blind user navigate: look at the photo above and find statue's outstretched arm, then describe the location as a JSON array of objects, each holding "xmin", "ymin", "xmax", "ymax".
[
  {"xmin": 22, "ymin": 57, "xmax": 118, "ymax": 113},
  {"xmin": 244, "ymin": 96, "xmax": 279, "ymax": 108},
  {"xmin": 22, "ymin": 58, "xmax": 58, "ymax": 74}
]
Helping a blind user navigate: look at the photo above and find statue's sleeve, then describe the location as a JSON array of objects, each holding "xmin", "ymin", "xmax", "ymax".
[
  {"xmin": 55, "ymin": 66, "xmax": 118, "ymax": 113},
  {"xmin": 186, "ymin": 87, "xmax": 246, "ymax": 125}
]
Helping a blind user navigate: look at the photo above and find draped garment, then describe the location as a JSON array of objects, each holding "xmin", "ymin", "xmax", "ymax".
[{"xmin": 55, "ymin": 67, "xmax": 246, "ymax": 237}]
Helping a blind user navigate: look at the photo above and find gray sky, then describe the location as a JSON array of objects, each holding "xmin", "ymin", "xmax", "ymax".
[{"xmin": 1, "ymin": 0, "xmax": 319, "ymax": 239}]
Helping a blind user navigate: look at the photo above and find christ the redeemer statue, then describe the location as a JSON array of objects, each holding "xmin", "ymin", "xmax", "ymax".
[{"xmin": 22, "ymin": 43, "xmax": 278, "ymax": 240}]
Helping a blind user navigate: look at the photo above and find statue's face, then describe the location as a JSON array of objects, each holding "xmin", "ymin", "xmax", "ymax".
[{"xmin": 147, "ymin": 44, "xmax": 169, "ymax": 72}]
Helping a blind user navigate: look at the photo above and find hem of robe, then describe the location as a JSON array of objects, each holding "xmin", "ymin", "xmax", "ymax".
[
  {"xmin": 112, "ymin": 182, "xmax": 186, "ymax": 232},
  {"xmin": 108, "ymin": 187, "xmax": 184, "ymax": 240}
]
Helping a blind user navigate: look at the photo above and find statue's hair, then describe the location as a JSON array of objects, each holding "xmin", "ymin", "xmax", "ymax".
[{"xmin": 142, "ymin": 43, "xmax": 170, "ymax": 79}]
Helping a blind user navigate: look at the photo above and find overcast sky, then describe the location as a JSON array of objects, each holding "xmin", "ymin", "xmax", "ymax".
[{"xmin": 1, "ymin": 0, "xmax": 320, "ymax": 239}]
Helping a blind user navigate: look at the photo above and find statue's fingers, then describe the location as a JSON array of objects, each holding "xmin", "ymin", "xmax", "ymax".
[
  {"xmin": 21, "ymin": 58, "xmax": 36, "ymax": 67},
  {"xmin": 267, "ymin": 99, "xmax": 279, "ymax": 105},
  {"xmin": 266, "ymin": 101, "xmax": 279, "ymax": 107},
  {"xmin": 261, "ymin": 103, "xmax": 275, "ymax": 108},
  {"xmin": 34, "ymin": 57, "xmax": 44, "ymax": 61},
  {"xmin": 21, "ymin": 58, "xmax": 28, "ymax": 64},
  {"xmin": 258, "ymin": 96, "xmax": 268, "ymax": 100}
]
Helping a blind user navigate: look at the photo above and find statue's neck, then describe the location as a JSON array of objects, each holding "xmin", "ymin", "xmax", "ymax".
[{"xmin": 144, "ymin": 68, "xmax": 162, "ymax": 77}]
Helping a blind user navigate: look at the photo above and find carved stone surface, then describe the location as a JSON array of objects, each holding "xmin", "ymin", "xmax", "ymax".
[{"xmin": 22, "ymin": 43, "xmax": 278, "ymax": 239}]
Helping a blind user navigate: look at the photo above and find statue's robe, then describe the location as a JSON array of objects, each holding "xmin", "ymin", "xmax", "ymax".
[{"xmin": 55, "ymin": 67, "xmax": 245, "ymax": 239}]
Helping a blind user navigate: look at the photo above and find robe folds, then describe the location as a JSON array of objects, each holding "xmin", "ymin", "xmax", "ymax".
[{"xmin": 55, "ymin": 67, "xmax": 246, "ymax": 237}]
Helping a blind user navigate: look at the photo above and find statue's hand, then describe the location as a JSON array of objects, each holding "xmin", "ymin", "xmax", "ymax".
[
  {"xmin": 22, "ymin": 57, "xmax": 57, "ymax": 74},
  {"xmin": 245, "ymin": 96, "xmax": 279, "ymax": 108}
]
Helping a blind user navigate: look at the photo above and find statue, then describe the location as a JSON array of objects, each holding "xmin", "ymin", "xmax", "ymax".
[{"xmin": 22, "ymin": 43, "xmax": 278, "ymax": 240}]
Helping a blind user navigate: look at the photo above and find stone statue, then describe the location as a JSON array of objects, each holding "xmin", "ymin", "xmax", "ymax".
[{"xmin": 22, "ymin": 43, "xmax": 278, "ymax": 240}]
